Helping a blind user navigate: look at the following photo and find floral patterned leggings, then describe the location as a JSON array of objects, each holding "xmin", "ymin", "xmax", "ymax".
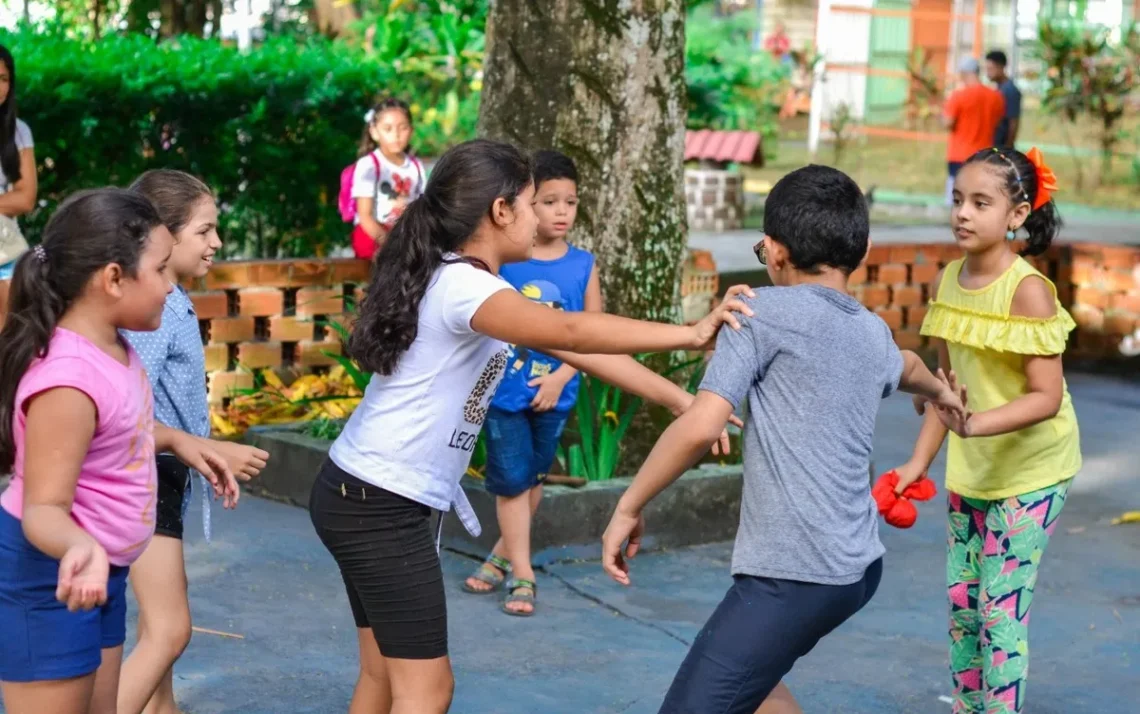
[{"xmin": 946, "ymin": 480, "xmax": 1071, "ymax": 714}]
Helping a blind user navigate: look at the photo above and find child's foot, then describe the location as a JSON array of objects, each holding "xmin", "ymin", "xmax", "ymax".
[
  {"xmin": 462, "ymin": 553, "xmax": 510, "ymax": 594},
  {"xmin": 502, "ymin": 577, "xmax": 537, "ymax": 616}
]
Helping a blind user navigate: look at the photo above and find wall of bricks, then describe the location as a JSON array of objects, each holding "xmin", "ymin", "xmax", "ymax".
[
  {"xmin": 846, "ymin": 241, "xmax": 1139, "ymax": 360},
  {"xmin": 685, "ymin": 169, "xmax": 744, "ymax": 232},
  {"xmin": 183, "ymin": 259, "xmax": 369, "ymax": 404},
  {"xmin": 188, "ymin": 242, "xmax": 1137, "ymax": 403}
]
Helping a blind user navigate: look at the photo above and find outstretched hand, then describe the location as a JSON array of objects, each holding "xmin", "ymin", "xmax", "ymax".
[
  {"xmin": 915, "ymin": 370, "xmax": 971, "ymax": 437},
  {"xmin": 690, "ymin": 285, "xmax": 756, "ymax": 350},
  {"xmin": 172, "ymin": 434, "xmax": 241, "ymax": 509},
  {"xmin": 602, "ymin": 506, "xmax": 645, "ymax": 586}
]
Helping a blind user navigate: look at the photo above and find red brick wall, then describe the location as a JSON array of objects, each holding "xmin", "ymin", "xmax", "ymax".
[
  {"xmin": 182, "ymin": 259, "xmax": 369, "ymax": 404},
  {"xmin": 847, "ymin": 242, "xmax": 1138, "ymax": 359}
]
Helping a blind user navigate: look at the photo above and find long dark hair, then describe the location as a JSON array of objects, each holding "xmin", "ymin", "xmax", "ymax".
[
  {"xmin": 358, "ymin": 97, "xmax": 413, "ymax": 158},
  {"xmin": 349, "ymin": 139, "xmax": 532, "ymax": 376},
  {"xmin": 130, "ymin": 169, "xmax": 214, "ymax": 235},
  {"xmin": 0, "ymin": 189, "xmax": 163, "ymax": 473},
  {"xmin": 963, "ymin": 147, "xmax": 1062, "ymax": 257},
  {"xmin": 0, "ymin": 44, "xmax": 22, "ymax": 184}
]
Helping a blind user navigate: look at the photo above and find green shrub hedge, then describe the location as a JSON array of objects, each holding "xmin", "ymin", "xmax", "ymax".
[{"xmin": 5, "ymin": 29, "xmax": 476, "ymax": 257}]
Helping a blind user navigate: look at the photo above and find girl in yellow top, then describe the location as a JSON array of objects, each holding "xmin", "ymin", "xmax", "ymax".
[{"xmin": 892, "ymin": 146, "xmax": 1080, "ymax": 714}]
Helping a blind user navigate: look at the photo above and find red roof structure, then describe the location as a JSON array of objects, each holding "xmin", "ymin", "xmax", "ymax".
[{"xmin": 684, "ymin": 130, "xmax": 763, "ymax": 166}]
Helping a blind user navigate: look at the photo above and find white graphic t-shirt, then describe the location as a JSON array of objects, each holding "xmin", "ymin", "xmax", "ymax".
[
  {"xmin": 330, "ymin": 259, "xmax": 512, "ymax": 535},
  {"xmin": 350, "ymin": 150, "xmax": 426, "ymax": 230}
]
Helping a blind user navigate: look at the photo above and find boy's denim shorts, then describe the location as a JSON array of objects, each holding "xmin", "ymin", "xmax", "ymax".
[{"xmin": 483, "ymin": 407, "xmax": 569, "ymax": 498}]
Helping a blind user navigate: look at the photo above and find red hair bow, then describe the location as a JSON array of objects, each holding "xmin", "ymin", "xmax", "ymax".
[
  {"xmin": 1025, "ymin": 147, "xmax": 1058, "ymax": 210},
  {"xmin": 872, "ymin": 469, "xmax": 938, "ymax": 529}
]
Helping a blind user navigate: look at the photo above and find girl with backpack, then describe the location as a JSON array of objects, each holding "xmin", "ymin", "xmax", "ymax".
[{"xmin": 340, "ymin": 98, "xmax": 426, "ymax": 261}]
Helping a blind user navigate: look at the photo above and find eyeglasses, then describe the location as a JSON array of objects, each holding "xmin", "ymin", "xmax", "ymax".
[{"xmin": 752, "ymin": 239, "xmax": 767, "ymax": 266}]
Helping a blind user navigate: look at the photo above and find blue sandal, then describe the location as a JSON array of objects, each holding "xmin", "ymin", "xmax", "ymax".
[
  {"xmin": 502, "ymin": 578, "xmax": 537, "ymax": 617},
  {"xmin": 462, "ymin": 554, "xmax": 511, "ymax": 594}
]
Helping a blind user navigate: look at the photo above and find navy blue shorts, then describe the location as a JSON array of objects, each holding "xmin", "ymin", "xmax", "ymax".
[
  {"xmin": 659, "ymin": 558, "xmax": 883, "ymax": 714},
  {"xmin": 483, "ymin": 407, "xmax": 568, "ymax": 498},
  {"xmin": 0, "ymin": 507, "xmax": 130, "ymax": 683}
]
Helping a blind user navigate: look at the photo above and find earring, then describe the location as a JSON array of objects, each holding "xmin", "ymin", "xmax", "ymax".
[{"xmin": 1006, "ymin": 229, "xmax": 1016, "ymax": 240}]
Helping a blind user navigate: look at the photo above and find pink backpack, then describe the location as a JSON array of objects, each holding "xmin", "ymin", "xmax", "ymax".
[{"xmin": 338, "ymin": 153, "xmax": 381, "ymax": 223}]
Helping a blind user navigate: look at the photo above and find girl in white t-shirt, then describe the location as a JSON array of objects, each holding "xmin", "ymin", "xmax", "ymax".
[
  {"xmin": 311, "ymin": 138, "xmax": 751, "ymax": 713},
  {"xmin": 0, "ymin": 44, "xmax": 38, "ymax": 325},
  {"xmin": 350, "ymin": 98, "xmax": 426, "ymax": 261}
]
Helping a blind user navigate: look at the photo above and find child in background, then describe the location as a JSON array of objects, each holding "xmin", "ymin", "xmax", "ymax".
[
  {"xmin": 117, "ymin": 170, "xmax": 269, "ymax": 714},
  {"xmin": 350, "ymin": 98, "xmax": 426, "ymax": 261},
  {"xmin": 0, "ymin": 189, "xmax": 232, "ymax": 714},
  {"xmin": 463, "ymin": 150, "xmax": 602, "ymax": 616},
  {"xmin": 891, "ymin": 147, "xmax": 1079, "ymax": 714},
  {"xmin": 601, "ymin": 165, "xmax": 966, "ymax": 714}
]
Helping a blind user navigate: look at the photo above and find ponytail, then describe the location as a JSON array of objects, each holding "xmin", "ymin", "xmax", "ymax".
[
  {"xmin": 0, "ymin": 252, "xmax": 63, "ymax": 472},
  {"xmin": 0, "ymin": 188, "xmax": 162, "ymax": 472},
  {"xmin": 1020, "ymin": 199, "xmax": 1062, "ymax": 257},
  {"xmin": 347, "ymin": 139, "xmax": 533, "ymax": 376},
  {"xmin": 349, "ymin": 197, "xmax": 445, "ymax": 375}
]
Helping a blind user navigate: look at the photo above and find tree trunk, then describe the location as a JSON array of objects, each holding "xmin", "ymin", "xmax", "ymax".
[{"xmin": 478, "ymin": 0, "xmax": 689, "ymax": 325}]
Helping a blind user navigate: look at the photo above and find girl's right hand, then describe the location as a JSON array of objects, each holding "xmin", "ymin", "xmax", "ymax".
[
  {"xmin": 892, "ymin": 461, "xmax": 927, "ymax": 496},
  {"xmin": 56, "ymin": 540, "xmax": 109, "ymax": 612}
]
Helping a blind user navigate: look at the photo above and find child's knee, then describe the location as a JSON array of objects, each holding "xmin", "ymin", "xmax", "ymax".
[{"xmin": 141, "ymin": 610, "xmax": 193, "ymax": 660}]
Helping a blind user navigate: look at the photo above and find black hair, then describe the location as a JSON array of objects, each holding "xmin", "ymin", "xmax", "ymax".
[
  {"xmin": 533, "ymin": 150, "xmax": 578, "ymax": 189},
  {"xmin": 0, "ymin": 44, "xmax": 22, "ymax": 185},
  {"xmin": 0, "ymin": 189, "xmax": 164, "ymax": 473},
  {"xmin": 762, "ymin": 165, "xmax": 869, "ymax": 274},
  {"xmin": 985, "ymin": 50, "xmax": 1008, "ymax": 67},
  {"xmin": 358, "ymin": 97, "xmax": 413, "ymax": 159},
  {"xmin": 130, "ymin": 169, "xmax": 214, "ymax": 235},
  {"xmin": 962, "ymin": 147, "xmax": 1062, "ymax": 256},
  {"xmin": 349, "ymin": 139, "xmax": 533, "ymax": 376}
]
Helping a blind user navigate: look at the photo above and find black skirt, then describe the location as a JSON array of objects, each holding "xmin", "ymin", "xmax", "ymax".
[{"xmin": 309, "ymin": 458, "xmax": 447, "ymax": 660}]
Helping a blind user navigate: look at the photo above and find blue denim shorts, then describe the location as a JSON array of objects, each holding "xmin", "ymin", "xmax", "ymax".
[
  {"xmin": 0, "ymin": 508, "xmax": 130, "ymax": 683},
  {"xmin": 0, "ymin": 258, "xmax": 16, "ymax": 280},
  {"xmin": 483, "ymin": 407, "xmax": 569, "ymax": 497}
]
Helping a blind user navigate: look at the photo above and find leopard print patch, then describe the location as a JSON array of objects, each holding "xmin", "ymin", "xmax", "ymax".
[{"xmin": 463, "ymin": 349, "xmax": 508, "ymax": 426}]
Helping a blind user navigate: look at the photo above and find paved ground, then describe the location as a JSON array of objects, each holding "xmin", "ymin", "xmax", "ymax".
[{"xmin": 2, "ymin": 372, "xmax": 1138, "ymax": 713}]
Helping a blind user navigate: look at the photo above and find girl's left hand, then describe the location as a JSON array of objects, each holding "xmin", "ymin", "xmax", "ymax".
[
  {"xmin": 690, "ymin": 285, "xmax": 756, "ymax": 350},
  {"xmin": 528, "ymin": 373, "xmax": 568, "ymax": 412}
]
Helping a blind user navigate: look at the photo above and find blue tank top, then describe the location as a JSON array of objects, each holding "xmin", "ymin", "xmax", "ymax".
[{"xmin": 491, "ymin": 244, "xmax": 595, "ymax": 413}]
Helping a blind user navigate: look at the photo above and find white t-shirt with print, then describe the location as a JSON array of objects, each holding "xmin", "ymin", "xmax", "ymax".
[
  {"xmin": 0, "ymin": 119, "xmax": 33, "ymax": 193},
  {"xmin": 329, "ymin": 259, "xmax": 513, "ymax": 535},
  {"xmin": 350, "ymin": 150, "xmax": 426, "ymax": 229}
]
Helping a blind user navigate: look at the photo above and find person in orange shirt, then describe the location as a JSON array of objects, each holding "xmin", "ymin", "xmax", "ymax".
[{"xmin": 942, "ymin": 57, "xmax": 1005, "ymax": 204}]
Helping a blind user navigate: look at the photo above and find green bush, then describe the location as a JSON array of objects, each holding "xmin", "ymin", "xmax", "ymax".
[{"xmin": 5, "ymin": 28, "xmax": 475, "ymax": 257}]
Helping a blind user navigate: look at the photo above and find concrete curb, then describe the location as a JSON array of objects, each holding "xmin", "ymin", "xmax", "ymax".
[{"xmin": 243, "ymin": 428, "xmax": 744, "ymax": 566}]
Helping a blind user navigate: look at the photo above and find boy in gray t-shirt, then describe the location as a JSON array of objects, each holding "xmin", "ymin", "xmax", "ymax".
[{"xmin": 601, "ymin": 165, "xmax": 966, "ymax": 714}]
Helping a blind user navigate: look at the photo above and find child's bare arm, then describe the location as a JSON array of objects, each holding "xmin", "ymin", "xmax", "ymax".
[{"xmin": 21, "ymin": 388, "xmax": 99, "ymax": 560}]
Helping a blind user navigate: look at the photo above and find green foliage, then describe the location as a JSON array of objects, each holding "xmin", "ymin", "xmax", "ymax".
[
  {"xmin": 4, "ymin": 27, "xmax": 473, "ymax": 256},
  {"xmin": 684, "ymin": 4, "xmax": 791, "ymax": 147},
  {"xmin": 1035, "ymin": 21, "xmax": 1140, "ymax": 187}
]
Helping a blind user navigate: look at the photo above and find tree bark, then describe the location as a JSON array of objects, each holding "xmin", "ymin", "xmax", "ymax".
[{"xmin": 478, "ymin": 0, "xmax": 688, "ymax": 325}]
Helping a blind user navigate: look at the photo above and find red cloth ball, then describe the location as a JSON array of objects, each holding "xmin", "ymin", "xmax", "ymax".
[{"xmin": 872, "ymin": 469, "xmax": 937, "ymax": 530}]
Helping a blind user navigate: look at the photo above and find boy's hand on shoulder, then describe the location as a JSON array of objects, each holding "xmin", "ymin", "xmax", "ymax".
[
  {"xmin": 689, "ymin": 285, "xmax": 756, "ymax": 351},
  {"xmin": 209, "ymin": 439, "xmax": 270, "ymax": 482}
]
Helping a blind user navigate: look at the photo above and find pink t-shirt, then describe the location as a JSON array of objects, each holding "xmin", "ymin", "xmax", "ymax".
[{"xmin": 1, "ymin": 328, "xmax": 158, "ymax": 566}]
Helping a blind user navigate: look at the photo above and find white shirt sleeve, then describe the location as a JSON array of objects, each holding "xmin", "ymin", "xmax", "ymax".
[
  {"xmin": 15, "ymin": 120, "xmax": 32, "ymax": 151},
  {"xmin": 441, "ymin": 263, "xmax": 514, "ymax": 335},
  {"xmin": 350, "ymin": 153, "xmax": 379, "ymax": 199}
]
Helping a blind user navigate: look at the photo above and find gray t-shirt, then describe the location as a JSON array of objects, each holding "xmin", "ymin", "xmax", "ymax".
[
  {"xmin": 0, "ymin": 119, "xmax": 33, "ymax": 193},
  {"xmin": 700, "ymin": 284, "xmax": 904, "ymax": 585}
]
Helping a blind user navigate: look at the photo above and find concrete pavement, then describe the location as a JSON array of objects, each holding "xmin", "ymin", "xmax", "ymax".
[{"xmin": 2, "ymin": 372, "xmax": 1138, "ymax": 713}]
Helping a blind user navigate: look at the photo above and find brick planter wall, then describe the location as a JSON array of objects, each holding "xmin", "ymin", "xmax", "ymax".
[
  {"xmin": 685, "ymin": 168, "xmax": 744, "ymax": 232},
  {"xmin": 182, "ymin": 259, "xmax": 369, "ymax": 404}
]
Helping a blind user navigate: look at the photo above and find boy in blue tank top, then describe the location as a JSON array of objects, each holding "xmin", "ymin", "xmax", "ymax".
[{"xmin": 462, "ymin": 151, "xmax": 602, "ymax": 616}]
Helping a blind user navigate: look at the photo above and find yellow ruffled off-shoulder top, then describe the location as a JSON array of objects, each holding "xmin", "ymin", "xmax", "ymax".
[{"xmin": 920, "ymin": 257, "xmax": 1081, "ymax": 500}]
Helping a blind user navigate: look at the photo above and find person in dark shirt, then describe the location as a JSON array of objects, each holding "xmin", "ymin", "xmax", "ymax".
[{"xmin": 986, "ymin": 50, "xmax": 1022, "ymax": 148}]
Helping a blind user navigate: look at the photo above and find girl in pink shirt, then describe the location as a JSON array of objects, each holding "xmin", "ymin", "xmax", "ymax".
[{"xmin": 0, "ymin": 188, "xmax": 231, "ymax": 714}]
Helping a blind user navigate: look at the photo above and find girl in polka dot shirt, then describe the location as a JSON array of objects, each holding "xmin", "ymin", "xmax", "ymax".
[{"xmin": 118, "ymin": 170, "xmax": 270, "ymax": 714}]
